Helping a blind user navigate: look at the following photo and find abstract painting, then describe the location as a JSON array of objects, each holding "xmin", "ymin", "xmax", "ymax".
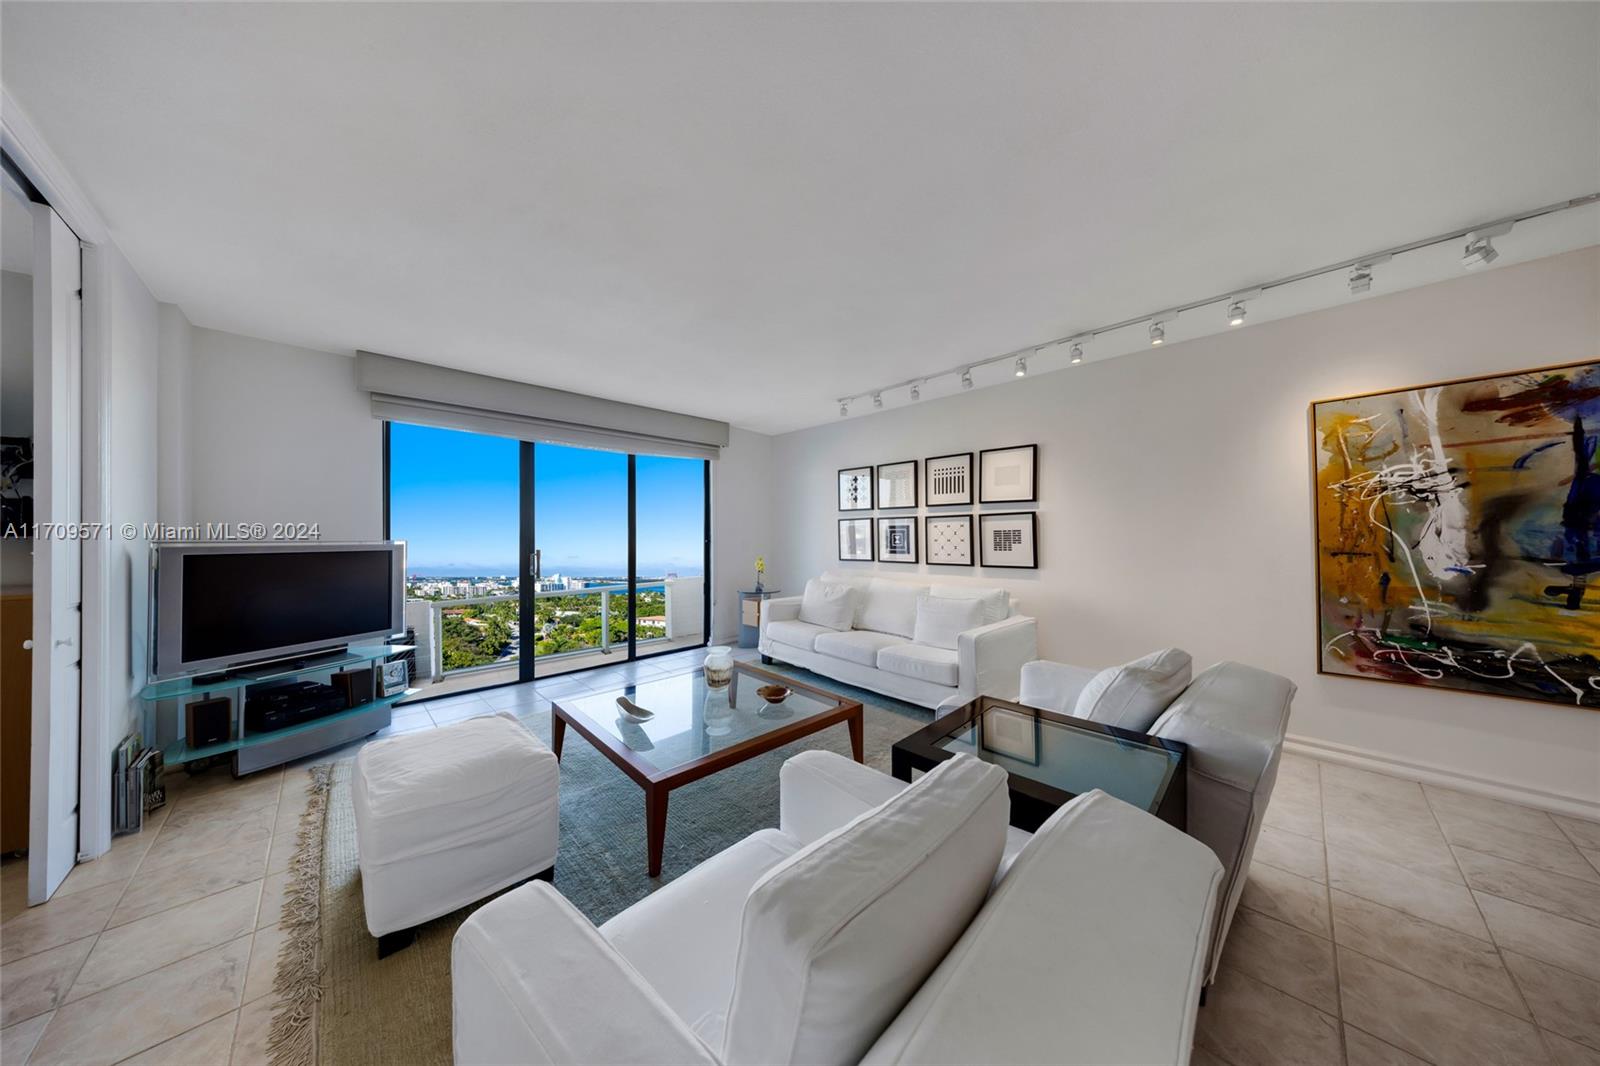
[
  {"xmin": 979, "ymin": 512, "xmax": 1037, "ymax": 568},
  {"xmin": 1313, "ymin": 359, "xmax": 1600, "ymax": 708},
  {"xmin": 980, "ymin": 445, "xmax": 1037, "ymax": 503}
]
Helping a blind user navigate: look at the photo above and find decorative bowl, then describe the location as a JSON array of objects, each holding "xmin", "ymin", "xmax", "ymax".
[{"xmin": 757, "ymin": 684, "xmax": 790, "ymax": 704}]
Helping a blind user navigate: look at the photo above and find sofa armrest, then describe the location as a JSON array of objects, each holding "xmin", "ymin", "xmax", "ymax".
[
  {"xmin": 956, "ymin": 616, "xmax": 1038, "ymax": 702},
  {"xmin": 453, "ymin": 882, "xmax": 719, "ymax": 1066},
  {"xmin": 758, "ymin": 595, "xmax": 802, "ymax": 642},
  {"xmin": 1018, "ymin": 660, "xmax": 1101, "ymax": 715},
  {"xmin": 779, "ymin": 750, "xmax": 908, "ymax": 846}
]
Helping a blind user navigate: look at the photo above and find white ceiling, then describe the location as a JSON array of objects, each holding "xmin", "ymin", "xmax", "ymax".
[{"xmin": 3, "ymin": 2, "xmax": 1597, "ymax": 434}]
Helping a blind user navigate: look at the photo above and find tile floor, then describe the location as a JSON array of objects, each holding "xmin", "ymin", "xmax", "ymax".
[
  {"xmin": 1196, "ymin": 755, "xmax": 1600, "ymax": 1066},
  {"xmin": 3, "ymin": 647, "xmax": 1597, "ymax": 1065},
  {"xmin": 0, "ymin": 645, "xmax": 741, "ymax": 1065}
]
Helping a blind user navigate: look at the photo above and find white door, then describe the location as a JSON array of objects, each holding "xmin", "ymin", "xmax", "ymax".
[{"xmin": 28, "ymin": 203, "xmax": 82, "ymax": 905}]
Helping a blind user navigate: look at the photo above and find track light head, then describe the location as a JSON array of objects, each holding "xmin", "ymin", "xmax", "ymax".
[
  {"xmin": 1348, "ymin": 265, "xmax": 1373, "ymax": 294},
  {"xmin": 960, "ymin": 368, "xmax": 973, "ymax": 390},
  {"xmin": 839, "ymin": 401, "xmax": 849, "ymax": 417},
  {"xmin": 910, "ymin": 381, "xmax": 922, "ymax": 401},
  {"xmin": 1462, "ymin": 223, "xmax": 1512, "ymax": 271},
  {"xmin": 1462, "ymin": 236, "xmax": 1499, "ymax": 270},
  {"xmin": 1014, "ymin": 355, "xmax": 1027, "ymax": 377},
  {"xmin": 872, "ymin": 392, "xmax": 883, "ymax": 409},
  {"xmin": 1227, "ymin": 301, "xmax": 1246, "ymax": 327},
  {"xmin": 1149, "ymin": 321, "xmax": 1165, "ymax": 346},
  {"xmin": 1069, "ymin": 342, "xmax": 1083, "ymax": 365}
]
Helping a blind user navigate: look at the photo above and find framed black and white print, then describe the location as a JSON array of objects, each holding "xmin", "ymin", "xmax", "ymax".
[
  {"xmin": 876, "ymin": 460, "xmax": 918, "ymax": 509},
  {"xmin": 925, "ymin": 514, "xmax": 974, "ymax": 566},
  {"xmin": 877, "ymin": 516, "xmax": 918, "ymax": 564},
  {"xmin": 979, "ymin": 445, "xmax": 1038, "ymax": 503},
  {"xmin": 838, "ymin": 466, "xmax": 874, "ymax": 511},
  {"xmin": 838, "ymin": 518, "xmax": 874, "ymax": 561},
  {"xmin": 979, "ymin": 512, "xmax": 1038, "ymax": 568},
  {"xmin": 925, "ymin": 452, "xmax": 973, "ymax": 506}
]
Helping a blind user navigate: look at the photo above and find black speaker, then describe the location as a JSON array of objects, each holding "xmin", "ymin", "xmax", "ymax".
[{"xmin": 186, "ymin": 697, "xmax": 232, "ymax": 748}]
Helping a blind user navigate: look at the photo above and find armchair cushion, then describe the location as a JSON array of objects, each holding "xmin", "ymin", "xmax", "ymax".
[
  {"xmin": 912, "ymin": 594, "xmax": 986, "ymax": 650},
  {"xmin": 601, "ymin": 829, "xmax": 803, "ymax": 1049},
  {"xmin": 722, "ymin": 754, "xmax": 1009, "ymax": 1066},
  {"xmin": 1019, "ymin": 660, "xmax": 1102, "ymax": 714},
  {"xmin": 798, "ymin": 579, "xmax": 856, "ymax": 631},
  {"xmin": 1075, "ymin": 648, "xmax": 1192, "ymax": 732},
  {"xmin": 453, "ymin": 881, "xmax": 718, "ymax": 1066},
  {"xmin": 779, "ymin": 749, "xmax": 910, "ymax": 846}
]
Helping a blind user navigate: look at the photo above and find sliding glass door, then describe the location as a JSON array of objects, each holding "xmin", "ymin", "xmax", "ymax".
[
  {"xmin": 387, "ymin": 424, "xmax": 522, "ymax": 694},
  {"xmin": 386, "ymin": 423, "xmax": 710, "ymax": 694},
  {"xmin": 530, "ymin": 443, "xmax": 630, "ymax": 678}
]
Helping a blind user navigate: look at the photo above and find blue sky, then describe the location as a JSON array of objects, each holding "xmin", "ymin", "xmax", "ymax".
[{"xmin": 388, "ymin": 424, "xmax": 705, "ymax": 577}]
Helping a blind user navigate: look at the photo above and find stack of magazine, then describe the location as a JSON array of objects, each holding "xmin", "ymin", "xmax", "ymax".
[{"xmin": 112, "ymin": 734, "xmax": 164, "ymax": 836}]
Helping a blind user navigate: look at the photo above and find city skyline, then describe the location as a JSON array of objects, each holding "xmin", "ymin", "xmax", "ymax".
[{"xmin": 388, "ymin": 424, "xmax": 707, "ymax": 576}]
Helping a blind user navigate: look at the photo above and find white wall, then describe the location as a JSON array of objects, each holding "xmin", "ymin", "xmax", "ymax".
[
  {"xmin": 770, "ymin": 247, "xmax": 1600, "ymax": 812},
  {"xmin": 712, "ymin": 427, "xmax": 775, "ymax": 643},
  {"xmin": 187, "ymin": 327, "xmax": 383, "ymax": 539},
  {"xmin": 180, "ymin": 326, "xmax": 776, "ymax": 647},
  {"xmin": 156, "ymin": 303, "xmax": 191, "ymax": 525}
]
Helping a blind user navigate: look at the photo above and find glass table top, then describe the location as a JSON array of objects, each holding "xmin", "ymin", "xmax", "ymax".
[
  {"xmin": 936, "ymin": 702, "xmax": 1182, "ymax": 813},
  {"xmin": 557, "ymin": 665, "xmax": 847, "ymax": 776}
]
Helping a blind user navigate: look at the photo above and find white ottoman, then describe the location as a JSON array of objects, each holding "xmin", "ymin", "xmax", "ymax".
[{"xmin": 353, "ymin": 711, "xmax": 559, "ymax": 955}]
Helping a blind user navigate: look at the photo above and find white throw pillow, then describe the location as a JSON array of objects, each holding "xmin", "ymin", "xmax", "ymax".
[
  {"xmin": 1074, "ymin": 648, "xmax": 1193, "ymax": 733},
  {"xmin": 721, "ymin": 754, "xmax": 1009, "ymax": 1066},
  {"xmin": 857, "ymin": 578, "xmax": 928, "ymax": 638},
  {"xmin": 798, "ymin": 579, "xmax": 855, "ymax": 632},
  {"xmin": 912, "ymin": 594, "xmax": 986, "ymax": 650},
  {"xmin": 929, "ymin": 584, "xmax": 1010, "ymax": 626}
]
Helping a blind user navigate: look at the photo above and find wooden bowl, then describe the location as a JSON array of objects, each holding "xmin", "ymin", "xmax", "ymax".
[{"xmin": 756, "ymin": 684, "xmax": 790, "ymax": 704}]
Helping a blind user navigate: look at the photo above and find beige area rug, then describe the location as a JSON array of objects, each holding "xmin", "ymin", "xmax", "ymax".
[{"xmin": 272, "ymin": 673, "xmax": 926, "ymax": 1066}]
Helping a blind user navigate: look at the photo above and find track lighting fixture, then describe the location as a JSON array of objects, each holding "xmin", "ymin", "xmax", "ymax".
[
  {"xmin": 1462, "ymin": 222, "xmax": 1513, "ymax": 270},
  {"xmin": 829, "ymin": 196, "xmax": 1593, "ymax": 421},
  {"xmin": 1347, "ymin": 254, "xmax": 1390, "ymax": 295}
]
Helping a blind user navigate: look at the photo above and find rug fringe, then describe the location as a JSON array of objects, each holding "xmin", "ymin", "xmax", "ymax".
[{"xmin": 268, "ymin": 763, "xmax": 333, "ymax": 1066}]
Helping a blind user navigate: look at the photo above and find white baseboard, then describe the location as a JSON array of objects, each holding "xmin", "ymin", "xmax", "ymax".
[{"xmin": 1283, "ymin": 733, "xmax": 1600, "ymax": 821}]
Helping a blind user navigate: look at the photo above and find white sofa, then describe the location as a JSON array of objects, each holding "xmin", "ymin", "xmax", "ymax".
[
  {"xmin": 758, "ymin": 569, "xmax": 1037, "ymax": 709},
  {"xmin": 453, "ymin": 750, "xmax": 1223, "ymax": 1066},
  {"xmin": 1020, "ymin": 656, "xmax": 1296, "ymax": 986}
]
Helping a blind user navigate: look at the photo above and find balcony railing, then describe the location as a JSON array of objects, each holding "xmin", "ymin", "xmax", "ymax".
[{"xmin": 403, "ymin": 577, "xmax": 704, "ymax": 682}]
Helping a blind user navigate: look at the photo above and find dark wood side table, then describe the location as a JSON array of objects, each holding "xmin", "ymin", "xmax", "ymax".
[{"xmin": 891, "ymin": 695, "xmax": 1188, "ymax": 833}]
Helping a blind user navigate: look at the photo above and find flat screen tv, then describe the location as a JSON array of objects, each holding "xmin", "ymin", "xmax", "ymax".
[{"xmin": 151, "ymin": 542, "xmax": 405, "ymax": 679}]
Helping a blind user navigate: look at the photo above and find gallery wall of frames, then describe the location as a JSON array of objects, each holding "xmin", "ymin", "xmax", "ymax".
[{"xmin": 836, "ymin": 444, "xmax": 1038, "ymax": 569}]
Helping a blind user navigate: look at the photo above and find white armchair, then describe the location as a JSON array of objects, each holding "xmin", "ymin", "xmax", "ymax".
[{"xmin": 453, "ymin": 750, "xmax": 1223, "ymax": 1066}]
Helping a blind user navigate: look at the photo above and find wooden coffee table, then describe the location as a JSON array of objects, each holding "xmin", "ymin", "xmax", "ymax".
[{"xmin": 550, "ymin": 662, "xmax": 864, "ymax": 876}]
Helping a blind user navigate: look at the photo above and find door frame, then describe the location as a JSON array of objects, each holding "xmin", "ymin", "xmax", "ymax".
[{"xmin": 4, "ymin": 91, "xmax": 116, "ymax": 865}]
